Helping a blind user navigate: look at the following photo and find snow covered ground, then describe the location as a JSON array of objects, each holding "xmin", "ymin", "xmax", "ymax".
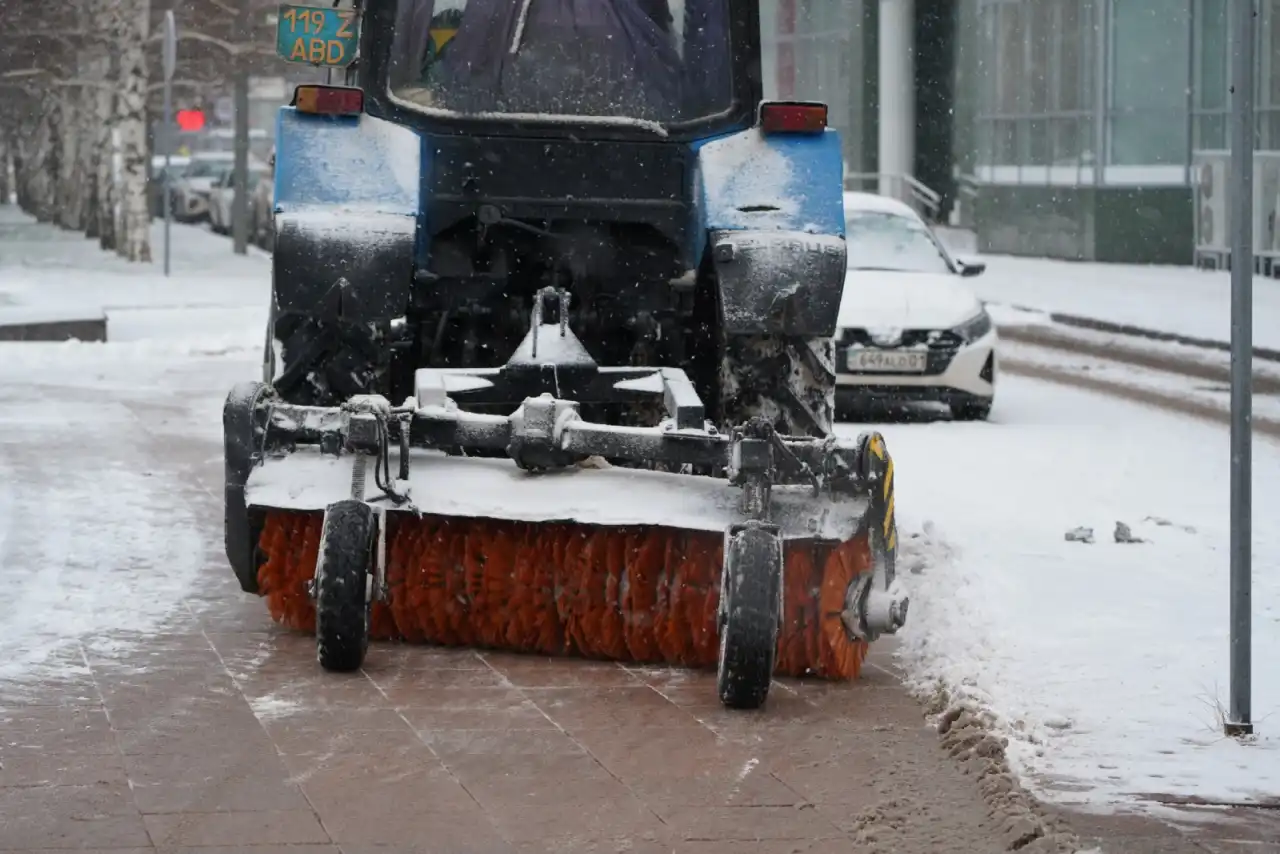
[
  {"xmin": 969, "ymin": 251, "xmax": 1280, "ymax": 351},
  {"xmin": 0, "ymin": 209, "xmax": 267, "ymax": 689},
  {"xmin": 2, "ymin": 205, "xmax": 1277, "ymax": 819},
  {"xmin": 841, "ymin": 381, "xmax": 1280, "ymax": 812}
]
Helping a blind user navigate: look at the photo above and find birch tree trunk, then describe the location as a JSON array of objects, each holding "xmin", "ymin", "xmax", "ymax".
[
  {"xmin": 112, "ymin": 0, "xmax": 152, "ymax": 262},
  {"xmin": 93, "ymin": 49, "xmax": 119, "ymax": 250},
  {"xmin": 0, "ymin": 132, "xmax": 10, "ymax": 205},
  {"xmin": 55, "ymin": 89, "xmax": 84, "ymax": 231},
  {"xmin": 19, "ymin": 101, "xmax": 59, "ymax": 222}
]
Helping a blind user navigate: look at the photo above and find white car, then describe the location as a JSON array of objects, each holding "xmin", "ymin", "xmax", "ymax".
[{"xmin": 834, "ymin": 192, "xmax": 997, "ymax": 421}]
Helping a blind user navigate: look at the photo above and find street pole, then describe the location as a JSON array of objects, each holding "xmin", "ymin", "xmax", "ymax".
[
  {"xmin": 1226, "ymin": 0, "xmax": 1255, "ymax": 738},
  {"xmin": 162, "ymin": 11, "xmax": 176, "ymax": 277},
  {"xmin": 231, "ymin": 0, "xmax": 251, "ymax": 255}
]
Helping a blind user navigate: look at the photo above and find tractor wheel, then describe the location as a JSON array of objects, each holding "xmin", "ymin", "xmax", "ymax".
[
  {"xmin": 720, "ymin": 334, "xmax": 836, "ymax": 438},
  {"xmin": 272, "ymin": 311, "xmax": 387, "ymax": 407},
  {"xmin": 315, "ymin": 499, "xmax": 377, "ymax": 673},
  {"xmin": 717, "ymin": 522, "xmax": 783, "ymax": 710}
]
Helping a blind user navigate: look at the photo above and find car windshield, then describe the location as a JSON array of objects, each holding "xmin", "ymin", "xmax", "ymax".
[
  {"xmin": 386, "ymin": 0, "xmax": 734, "ymax": 127},
  {"xmin": 185, "ymin": 160, "xmax": 229, "ymax": 178},
  {"xmin": 845, "ymin": 211, "xmax": 953, "ymax": 276}
]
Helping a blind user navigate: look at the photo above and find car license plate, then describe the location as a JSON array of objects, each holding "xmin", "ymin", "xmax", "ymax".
[{"xmin": 847, "ymin": 350, "xmax": 927, "ymax": 373}]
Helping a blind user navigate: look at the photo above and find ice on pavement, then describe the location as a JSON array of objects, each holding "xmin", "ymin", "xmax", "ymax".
[
  {"xmin": 0, "ymin": 207, "xmax": 269, "ymax": 692},
  {"xmin": 841, "ymin": 378, "xmax": 1280, "ymax": 811}
]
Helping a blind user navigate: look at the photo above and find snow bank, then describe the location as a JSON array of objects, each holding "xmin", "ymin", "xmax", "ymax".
[{"xmin": 850, "ymin": 376, "xmax": 1280, "ymax": 810}]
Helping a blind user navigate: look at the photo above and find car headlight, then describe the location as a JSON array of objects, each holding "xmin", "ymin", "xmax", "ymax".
[{"xmin": 954, "ymin": 309, "xmax": 993, "ymax": 343}]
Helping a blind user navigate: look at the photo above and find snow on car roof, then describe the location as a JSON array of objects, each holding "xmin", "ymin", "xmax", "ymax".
[{"xmin": 842, "ymin": 191, "xmax": 921, "ymax": 220}]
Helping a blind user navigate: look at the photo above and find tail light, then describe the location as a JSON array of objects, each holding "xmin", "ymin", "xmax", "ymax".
[
  {"xmin": 759, "ymin": 101, "xmax": 828, "ymax": 135},
  {"xmin": 292, "ymin": 85, "xmax": 364, "ymax": 116}
]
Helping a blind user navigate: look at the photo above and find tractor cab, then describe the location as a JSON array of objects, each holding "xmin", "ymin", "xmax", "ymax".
[{"xmin": 381, "ymin": 0, "xmax": 739, "ymax": 132}]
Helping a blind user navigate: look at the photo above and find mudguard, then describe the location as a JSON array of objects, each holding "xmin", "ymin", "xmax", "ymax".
[
  {"xmin": 272, "ymin": 107, "xmax": 422, "ymax": 323},
  {"xmin": 694, "ymin": 126, "xmax": 847, "ymax": 337}
]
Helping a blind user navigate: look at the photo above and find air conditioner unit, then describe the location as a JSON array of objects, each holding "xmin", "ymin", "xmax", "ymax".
[
  {"xmin": 1253, "ymin": 152, "xmax": 1280, "ymax": 257},
  {"xmin": 1193, "ymin": 150, "xmax": 1231, "ymax": 258}
]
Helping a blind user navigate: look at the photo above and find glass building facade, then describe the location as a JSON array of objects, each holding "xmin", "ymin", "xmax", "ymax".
[{"xmin": 956, "ymin": 0, "xmax": 1280, "ymax": 263}]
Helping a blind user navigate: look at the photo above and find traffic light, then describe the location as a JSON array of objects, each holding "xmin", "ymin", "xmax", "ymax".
[{"xmin": 176, "ymin": 109, "xmax": 206, "ymax": 132}]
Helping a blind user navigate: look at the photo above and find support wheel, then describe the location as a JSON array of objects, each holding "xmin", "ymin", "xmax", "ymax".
[
  {"xmin": 315, "ymin": 499, "xmax": 377, "ymax": 672},
  {"xmin": 717, "ymin": 522, "xmax": 784, "ymax": 710},
  {"xmin": 950, "ymin": 399, "xmax": 992, "ymax": 421}
]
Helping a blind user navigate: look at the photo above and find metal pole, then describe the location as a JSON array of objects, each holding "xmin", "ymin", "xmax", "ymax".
[
  {"xmin": 162, "ymin": 11, "xmax": 176, "ymax": 277},
  {"xmin": 1226, "ymin": 0, "xmax": 1255, "ymax": 738},
  {"xmin": 231, "ymin": 0, "xmax": 251, "ymax": 255}
]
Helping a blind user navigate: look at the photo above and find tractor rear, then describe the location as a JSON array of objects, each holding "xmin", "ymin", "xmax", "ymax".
[{"xmin": 223, "ymin": 0, "xmax": 908, "ymax": 709}]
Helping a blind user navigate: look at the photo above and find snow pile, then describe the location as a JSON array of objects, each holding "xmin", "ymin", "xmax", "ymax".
[{"xmin": 857, "ymin": 376, "xmax": 1280, "ymax": 811}]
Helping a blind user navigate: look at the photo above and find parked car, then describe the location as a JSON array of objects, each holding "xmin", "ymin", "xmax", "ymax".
[
  {"xmin": 834, "ymin": 191, "xmax": 997, "ymax": 421},
  {"xmin": 170, "ymin": 154, "xmax": 235, "ymax": 223},
  {"xmin": 148, "ymin": 155, "xmax": 191, "ymax": 217},
  {"xmin": 208, "ymin": 167, "xmax": 264, "ymax": 236},
  {"xmin": 249, "ymin": 153, "xmax": 275, "ymax": 250}
]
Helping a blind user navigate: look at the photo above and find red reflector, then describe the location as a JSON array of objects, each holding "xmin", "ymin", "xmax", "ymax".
[
  {"xmin": 759, "ymin": 101, "xmax": 828, "ymax": 135},
  {"xmin": 293, "ymin": 85, "xmax": 364, "ymax": 116}
]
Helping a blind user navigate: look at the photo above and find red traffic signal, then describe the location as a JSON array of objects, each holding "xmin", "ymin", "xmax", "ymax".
[{"xmin": 176, "ymin": 109, "xmax": 205, "ymax": 132}]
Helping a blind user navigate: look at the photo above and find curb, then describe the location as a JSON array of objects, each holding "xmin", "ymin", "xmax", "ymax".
[
  {"xmin": 1001, "ymin": 355, "xmax": 1280, "ymax": 438},
  {"xmin": 993, "ymin": 301, "xmax": 1280, "ymax": 364},
  {"xmin": 0, "ymin": 316, "xmax": 108, "ymax": 343}
]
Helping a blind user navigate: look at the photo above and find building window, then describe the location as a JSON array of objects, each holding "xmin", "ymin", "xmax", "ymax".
[
  {"xmin": 1262, "ymin": 0, "xmax": 1280, "ymax": 150},
  {"xmin": 975, "ymin": 0, "xmax": 1098, "ymax": 183},
  {"xmin": 1108, "ymin": 0, "xmax": 1192, "ymax": 169}
]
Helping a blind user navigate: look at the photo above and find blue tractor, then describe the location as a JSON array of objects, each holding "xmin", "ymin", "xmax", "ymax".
[{"xmin": 223, "ymin": 0, "xmax": 906, "ymax": 710}]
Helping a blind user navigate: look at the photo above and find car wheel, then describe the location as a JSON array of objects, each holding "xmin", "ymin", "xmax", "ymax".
[{"xmin": 951, "ymin": 399, "xmax": 993, "ymax": 421}]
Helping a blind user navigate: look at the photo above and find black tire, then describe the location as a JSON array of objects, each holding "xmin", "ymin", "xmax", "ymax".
[
  {"xmin": 720, "ymin": 334, "xmax": 835, "ymax": 438},
  {"xmin": 315, "ymin": 499, "xmax": 377, "ymax": 673},
  {"xmin": 223, "ymin": 381, "xmax": 273, "ymax": 594},
  {"xmin": 717, "ymin": 523, "xmax": 784, "ymax": 710},
  {"xmin": 272, "ymin": 310, "xmax": 387, "ymax": 407},
  {"xmin": 950, "ymin": 399, "xmax": 993, "ymax": 421}
]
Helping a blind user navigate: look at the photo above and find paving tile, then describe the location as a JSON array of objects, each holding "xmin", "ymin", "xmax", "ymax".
[
  {"xmin": 523, "ymin": 686, "xmax": 705, "ymax": 732},
  {"xmin": 395, "ymin": 688, "xmax": 557, "ymax": 731},
  {"xmin": 130, "ymin": 777, "xmax": 313, "ymax": 814},
  {"xmin": 418, "ymin": 727, "xmax": 588, "ymax": 759},
  {"xmin": 572, "ymin": 727, "xmax": 802, "ymax": 808},
  {"xmin": 662, "ymin": 805, "xmax": 844, "ymax": 842},
  {"xmin": 123, "ymin": 748, "xmax": 294, "ymax": 788},
  {"xmin": 675, "ymin": 842, "xmax": 860, "ymax": 854},
  {"xmin": 0, "ymin": 706, "xmax": 117, "ymax": 755},
  {"xmin": 157, "ymin": 848, "xmax": 339, "ymax": 854},
  {"xmin": 367, "ymin": 644, "xmax": 489, "ymax": 671},
  {"xmin": 304, "ymin": 783, "xmax": 494, "ymax": 845},
  {"xmin": 449, "ymin": 752, "xmax": 628, "ymax": 810},
  {"xmin": 481, "ymin": 654, "xmax": 643, "ymax": 688},
  {"xmin": 0, "ymin": 784, "xmax": 151, "ymax": 850},
  {"xmin": 366, "ymin": 667, "xmax": 510, "ymax": 703},
  {"xmin": 331, "ymin": 815, "xmax": 513, "ymax": 851},
  {"xmin": 143, "ymin": 809, "xmax": 331, "ymax": 847},
  {"xmin": 0, "ymin": 752, "xmax": 128, "ymax": 788},
  {"xmin": 114, "ymin": 718, "xmax": 278, "ymax": 756},
  {"xmin": 484, "ymin": 798, "xmax": 668, "ymax": 846}
]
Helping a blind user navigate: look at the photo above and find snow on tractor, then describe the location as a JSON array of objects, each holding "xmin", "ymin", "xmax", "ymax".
[{"xmin": 222, "ymin": 0, "xmax": 908, "ymax": 709}]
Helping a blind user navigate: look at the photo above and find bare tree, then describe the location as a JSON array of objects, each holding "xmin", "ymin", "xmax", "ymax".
[{"xmin": 113, "ymin": 0, "xmax": 153, "ymax": 262}]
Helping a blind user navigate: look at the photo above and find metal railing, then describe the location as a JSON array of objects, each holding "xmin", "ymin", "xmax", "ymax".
[{"xmin": 843, "ymin": 171, "xmax": 943, "ymax": 222}]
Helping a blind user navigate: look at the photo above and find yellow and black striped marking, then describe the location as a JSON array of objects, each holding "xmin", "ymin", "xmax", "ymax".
[{"xmin": 864, "ymin": 432, "xmax": 897, "ymax": 554}]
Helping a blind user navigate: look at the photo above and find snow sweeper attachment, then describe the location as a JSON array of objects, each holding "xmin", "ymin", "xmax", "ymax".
[{"xmin": 224, "ymin": 288, "xmax": 907, "ymax": 709}]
